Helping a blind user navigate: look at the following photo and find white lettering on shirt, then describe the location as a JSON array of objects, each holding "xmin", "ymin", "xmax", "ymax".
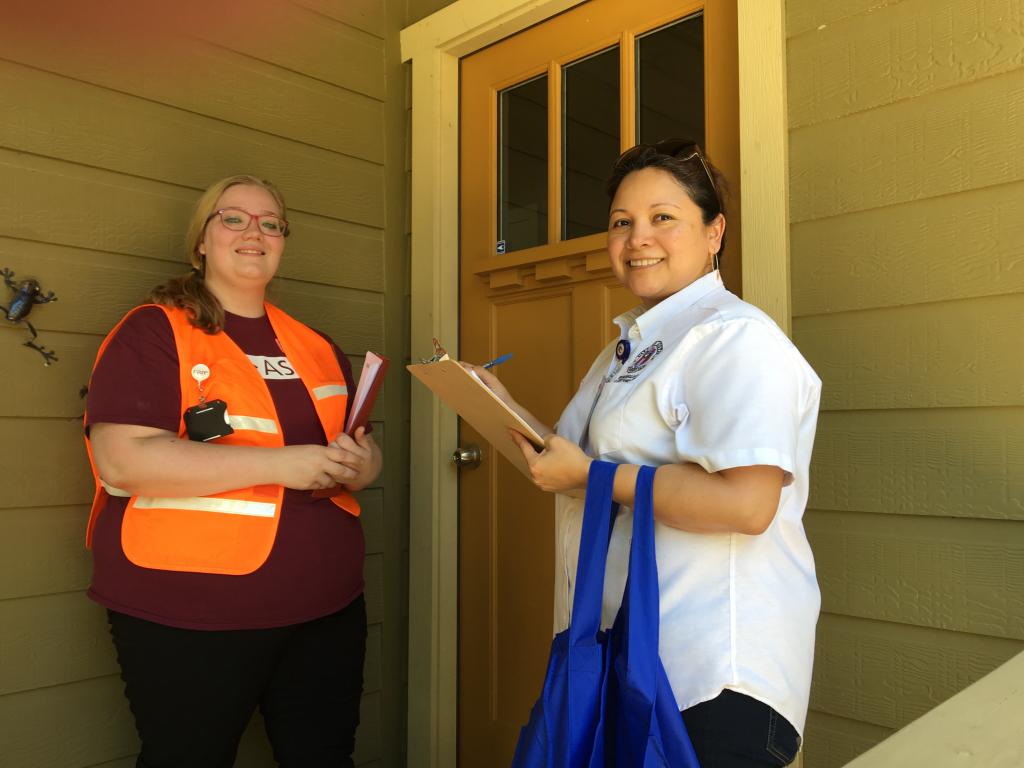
[{"xmin": 247, "ymin": 355, "xmax": 299, "ymax": 380}]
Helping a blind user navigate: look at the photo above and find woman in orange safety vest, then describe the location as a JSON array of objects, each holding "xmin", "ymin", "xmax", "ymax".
[{"xmin": 84, "ymin": 174, "xmax": 380, "ymax": 767}]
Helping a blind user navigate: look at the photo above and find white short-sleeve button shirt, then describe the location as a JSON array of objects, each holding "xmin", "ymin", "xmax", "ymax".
[{"xmin": 553, "ymin": 271, "xmax": 822, "ymax": 735}]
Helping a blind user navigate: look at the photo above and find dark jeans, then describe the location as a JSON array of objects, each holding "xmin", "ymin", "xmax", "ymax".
[
  {"xmin": 108, "ymin": 595, "xmax": 366, "ymax": 768},
  {"xmin": 682, "ymin": 689, "xmax": 802, "ymax": 767}
]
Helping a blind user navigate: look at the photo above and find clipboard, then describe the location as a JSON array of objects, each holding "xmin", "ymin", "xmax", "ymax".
[{"xmin": 407, "ymin": 356, "xmax": 545, "ymax": 477}]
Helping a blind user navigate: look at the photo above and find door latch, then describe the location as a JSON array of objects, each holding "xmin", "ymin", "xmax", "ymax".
[{"xmin": 451, "ymin": 444, "xmax": 482, "ymax": 469}]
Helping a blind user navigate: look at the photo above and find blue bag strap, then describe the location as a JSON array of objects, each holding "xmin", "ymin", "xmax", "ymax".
[
  {"xmin": 620, "ymin": 465, "xmax": 660, "ymax": 690},
  {"xmin": 568, "ymin": 459, "xmax": 619, "ymax": 646}
]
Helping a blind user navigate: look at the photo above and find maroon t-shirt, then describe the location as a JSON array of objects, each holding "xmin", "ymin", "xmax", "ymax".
[{"xmin": 86, "ymin": 306, "xmax": 365, "ymax": 630}]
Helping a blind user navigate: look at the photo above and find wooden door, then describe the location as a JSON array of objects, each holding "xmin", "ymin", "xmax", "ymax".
[{"xmin": 458, "ymin": 2, "xmax": 738, "ymax": 763}]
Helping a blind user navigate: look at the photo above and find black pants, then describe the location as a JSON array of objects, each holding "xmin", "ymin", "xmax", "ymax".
[
  {"xmin": 108, "ymin": 595, "xmax": 366, "ymax": 768},
  {"xmin": 682, "ymin": 689, "xmax": 802, "ymax": 767}
]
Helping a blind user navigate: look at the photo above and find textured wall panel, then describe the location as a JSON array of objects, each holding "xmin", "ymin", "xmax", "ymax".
[
  {"xmin": 789, "ymin": 0, "xmax": 1024, "ymax": 128},
  {"xmin": 0, "ymin": 676, "xmax": 137, "ymax": 768},
  {"xmin": 808, "ymin": 509, "xmax": 1024, "ymax": 638},
  {"xmin": 791, "ymin": 181, "xmax": 1024, "ymax": 316},
  {"xmin": 293, "ymin": 0, "xmax": 386, "ymax": 38},
  {"xmin": 0, "ymin": 29, "xmax": 384, "ymax": 160},
  {"xmin": 802, "ymin": 710, "xmax": 894, "ymax": 768},
  {"xmin": 0, "ymin": 507, "xmax": 93, "ymax": 600},
  {"xmin": 810, "ymin": 408, "xmax": 1024, "ymax": 520},
  {"xmin": 0, "ymin": 593, "xmax": 116, "ymax": 697},
  {"xmin": 787, "ymin": 0, "xmax": 911, "ymax": 38},
  {"xmin": 790, "ymin": 68, "xmax": 1024, "ymax": 222},
  {"xmin": 812, "ymin": 613, "xmax": 1024, "ymax": 729},
  {"xmin": 795, "ymin": 294, "xmax": 1024, "ymax": 410},
  {"xmin": 788, "ymin": 0, "xmax": 1024, "ymax": 762},
  {"xmin": 0, "ymin": 60, "xmax": 385, "ymax": 223},
  {"xmin": 191, "ymin": 7, "xmax": 386, "ymax": 99}
]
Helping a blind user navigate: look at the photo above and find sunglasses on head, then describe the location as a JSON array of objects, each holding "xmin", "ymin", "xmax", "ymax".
[{"xmin": 615, "ymin": 139, "xmax": 719, "ymax": 201}]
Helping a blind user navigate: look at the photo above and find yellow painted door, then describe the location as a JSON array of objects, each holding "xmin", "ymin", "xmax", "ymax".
[{"xmin": 458, "ymin": 2, "xmax": 739, "ymax": 763}]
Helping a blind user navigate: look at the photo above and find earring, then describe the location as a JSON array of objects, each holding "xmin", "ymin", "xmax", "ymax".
[{"xmin": 712, "ymin": 252, "xmax": 720, "ymax": 272}]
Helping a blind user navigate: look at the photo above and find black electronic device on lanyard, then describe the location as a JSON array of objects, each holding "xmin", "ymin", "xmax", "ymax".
[
  {"xmin": 183, "ymin": 362, "xmax": 234, "ymax": 442},
  {"xmin": 184, "ymin": 399, "xmax": 234, "ymax": 442}
]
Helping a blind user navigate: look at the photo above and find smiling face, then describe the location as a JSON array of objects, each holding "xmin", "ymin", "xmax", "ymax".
[
  {"xmin": 198, "ymin": 183, "xmax": 285, "ymax": 297},
  {"xmin": 607, "ymin": 167, "xmax": 725, "ymax": 308}
]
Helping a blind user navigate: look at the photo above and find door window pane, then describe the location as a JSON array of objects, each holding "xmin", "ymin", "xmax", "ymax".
[
  {"xmin": 562, "ymin": 46, "xmax": 619, "ymax": 240},
  {"xmin": 637, "ymin": 13, "xmax": 704, "ymax": 148},
  {"xmin": 498, "ymin": 75, "xmax": 548, "ymax": 253}
]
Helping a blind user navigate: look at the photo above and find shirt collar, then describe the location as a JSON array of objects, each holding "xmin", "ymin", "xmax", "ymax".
[{"xmin": 613, "ymin": 270, "xmax": 724, "ymax": 340}]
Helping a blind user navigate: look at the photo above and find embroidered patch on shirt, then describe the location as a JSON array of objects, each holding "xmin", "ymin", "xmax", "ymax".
[
  {"xmin": 247, "ymin": 355, "xmax": 300, "ymax": 380},
  {"xmin": 626, "ymin": 340, "xmax": 663, "ymax": 373}
]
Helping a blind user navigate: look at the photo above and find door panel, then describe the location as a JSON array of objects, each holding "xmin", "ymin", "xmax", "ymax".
[{"xmin": 459, "ymin": 2, "xmax": 738, "ymax": 764}]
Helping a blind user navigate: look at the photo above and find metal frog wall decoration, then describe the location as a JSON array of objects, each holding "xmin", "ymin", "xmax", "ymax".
[{"xmin": 2, "ymin": 268, "xmax": 59, "ymax": 365}]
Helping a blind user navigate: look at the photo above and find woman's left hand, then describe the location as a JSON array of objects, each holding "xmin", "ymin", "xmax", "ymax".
[
  {"xmin": 509, "ymin": 431, "xmax": 591, "ymax": 494},
  {"xmin": 332, "ymin": 427, "xmax": 383, "ymax": 491}
]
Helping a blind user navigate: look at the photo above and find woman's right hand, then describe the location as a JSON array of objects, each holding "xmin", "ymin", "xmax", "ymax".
[
  {"xmin": 458, "ymin": 361, "xmax": 555, "ymax": 441},
  {"xmin": 275, "ymin": 444, "xmax": 353, "ymax": 490},
  {"xmin": 460, "ymin": 362, "xmax": 514, "ymax": 405}
]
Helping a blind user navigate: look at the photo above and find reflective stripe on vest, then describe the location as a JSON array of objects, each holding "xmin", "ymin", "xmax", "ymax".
[
  {"xmin": 101, "ymin": 480, "xmax": 131, "ymax": 498},
  {"xmin": 101, "ymin": 480, "xmax": 276, "ymax": 517},
  {"xmin": 228, "ymin": 414, "xmax": 279, "ymax": 434},
  {"xmin": 313, "ymin": 384, "xmax": 348, "ymax": 400},
  {"xmin": 133, "ymin": 495, "xmax": 277, "ymax": 517}
]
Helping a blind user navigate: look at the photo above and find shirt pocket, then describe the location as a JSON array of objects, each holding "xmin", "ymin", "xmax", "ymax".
[{"xmin": 668, "ymin": 403, "xmax": 689, "ymax": 429}]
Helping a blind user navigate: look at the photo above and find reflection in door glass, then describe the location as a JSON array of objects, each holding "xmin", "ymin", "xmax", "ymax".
[
  {"xmin": 498, "ymin": 75, "xmax": 548, "ymax": 254},
  {"xmin": 637, "ymin": 13, "xmax": 704, "ymax": 149},
  {"xmin": 562, "ymin": 46, "xmax": 619, "ymax": 241}
]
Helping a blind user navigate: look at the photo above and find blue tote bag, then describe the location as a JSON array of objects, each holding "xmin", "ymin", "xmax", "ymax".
[{"xmin": 511, "ymin": 461, "xmax": 700, "ymax": 768}]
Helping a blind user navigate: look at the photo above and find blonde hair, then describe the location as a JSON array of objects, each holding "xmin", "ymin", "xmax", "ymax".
[{"xmin": 149, "ymin": 175, "xmax": 289, "ymax": 333}]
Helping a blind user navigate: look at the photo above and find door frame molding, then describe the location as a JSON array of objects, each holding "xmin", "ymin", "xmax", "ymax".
[{"xmin": 400, "ymin": 2, "xmax": 789, "ymax": 764}]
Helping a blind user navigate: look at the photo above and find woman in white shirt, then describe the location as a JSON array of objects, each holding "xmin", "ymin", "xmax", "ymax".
[{"xmin": 468, "ymin": 140, "xmax": 821, "ymax": 767}]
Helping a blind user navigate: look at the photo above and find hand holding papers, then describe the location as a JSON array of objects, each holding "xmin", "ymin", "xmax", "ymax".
[
  {"xmin": 407, "ymin": 346, "xmax": 544, "ymax": 477},
  {"xmin": 311, "ymin": 351, "xmax": 388, "ymax": 499},
  {"xmin": 345, "ymin": 351, "xmax": 389, "ymax": 436}
]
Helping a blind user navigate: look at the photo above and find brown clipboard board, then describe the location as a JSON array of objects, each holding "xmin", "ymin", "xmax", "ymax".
[{"xmin": 407, "ymin": 358, "xmax": 545, "ymax": 477}]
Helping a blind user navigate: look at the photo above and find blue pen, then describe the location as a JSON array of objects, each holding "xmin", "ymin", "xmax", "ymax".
[{"xmin": 481, "ymin": 352, "xmax": 513, "ymax": 369}]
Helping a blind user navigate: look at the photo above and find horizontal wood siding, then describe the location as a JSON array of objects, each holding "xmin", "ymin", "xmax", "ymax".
[
  {"xmin": 0, "ymin": 1, "xmax": 408, "ymax": 765},
  {"xmin": 787, "ymin": 0, "xmax": 1024, "ymax": 764},
  {"xmin": 802, "ymin": 711, "xmax": 894, "ymax": 768},
  {"xmin": 812, "ymin": 410, "xmax": 1024, "ymax": 521}
]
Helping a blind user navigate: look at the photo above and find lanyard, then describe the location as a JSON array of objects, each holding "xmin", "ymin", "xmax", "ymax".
[{"xmin": 578, "ymin": 338, "xmax": 631, "ymax": 454}]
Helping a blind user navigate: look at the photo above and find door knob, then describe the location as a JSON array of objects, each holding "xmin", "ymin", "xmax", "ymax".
[{"xmin": 452, "ymin": 444, "xmax": 482, "ymax": 469}]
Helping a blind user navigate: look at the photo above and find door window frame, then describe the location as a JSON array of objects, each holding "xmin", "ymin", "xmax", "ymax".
[{"xmin": 400, "ymin": 2, "xmax": 790, "ymax": 765}]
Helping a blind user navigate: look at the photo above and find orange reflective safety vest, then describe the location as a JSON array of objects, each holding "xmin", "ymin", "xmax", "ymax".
[{"xmin": 84, "ymin": 303, "xmax": 361, "ymax": 576}]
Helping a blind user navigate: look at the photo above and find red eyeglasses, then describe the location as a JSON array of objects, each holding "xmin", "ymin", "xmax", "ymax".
[{"xmin": 206, "ymin": 208, "xmax": 289, "ymax": 237}]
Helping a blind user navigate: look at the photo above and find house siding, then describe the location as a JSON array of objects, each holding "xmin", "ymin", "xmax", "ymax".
[
  {"xmin": 786, "ymin": 1, "xmax": 1024, "ymax": 765},
  {"xmin": 0, "ymin": 1, "xmax": 409, "ymax": 766}
]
